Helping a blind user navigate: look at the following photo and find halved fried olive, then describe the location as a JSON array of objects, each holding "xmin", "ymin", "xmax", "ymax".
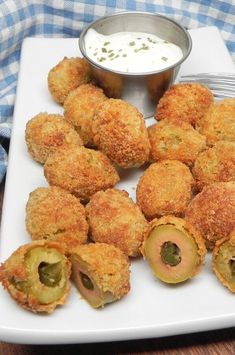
[
  {"xmin": 212, "ymin": 231, "xmax": 235, "ymax": 292},
  {"xmin": 0, "ymin": 240, "xmax": 71, "ymax": 313},
  {"xmin": 70, "ymin": 243, "xmax": 130, "ymax": 308},
  {"xmin": 141, "ymin": 216, "xmax": 206, "ymax": 284}
]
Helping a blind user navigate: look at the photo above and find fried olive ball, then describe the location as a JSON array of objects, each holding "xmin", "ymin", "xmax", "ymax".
[
  {"xmin": 92, "ymin": 99, "xmax": 150, "ymax": 168},
  {"xmin": 0, "ymin": 240, "xmax": 71, "ymax": 313},
  {"xmin": 185, "ymin": 182, "xmax": 235, "ymax": 249},
  {"xmin": 192, "ymin": 141, "xmax": 235, "ymax": 190},
  {"xmin": 141, "ymin": 216, "xmax": 206, "ymax": 284},
  {"xmin": 86, "ymin": 188, "xmax": 148, "ymax": 257},
  {"xmin": 26, "ymin": 187, "xmax": 88, "ymax": 253},
  {"xmin": 44, "ymin": 146, "xmax": 119, "ymax": 202},
  {"xmin": 212, "ymin": 230, "xmax": 235, "ymax": 292},
  {"xmin": 70, "ymin": 242, "xmax": 130, "ymax": 308},
  {"xmin": 136, "ymin": 160, "xmax": 194, "ymax": 219},
  {"xmin": 25, "ymin": 112, "xmax": 83, "ymax": 164},
  {"xmin": 48, "ymin": 57, "xmax": 91, "ymax": 104},
  {"xmin": 64, "ymin": 84, "xmax": 107, "ymax": 146},
  {"xmin": 196, "ymin": 98, "xmax": 235, "ymax": 146},
  {"xmin": 155, "ymin": 83, "xmax": 213, "ymax": 126},
  {"xmin": 148, "ymin": 120, "xmax": 206, "ymax": 165}
]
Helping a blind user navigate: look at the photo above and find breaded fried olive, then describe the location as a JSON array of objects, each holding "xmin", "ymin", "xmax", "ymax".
[
  {"xmin": 64, "ymin": 84, "xmax": 107, "ymax": 146},
  {"xmin": 141, "ymin": 216, "xmax": 206, "ymax": 283},
  {"xmin": 86, "ymin": 188, "xmax": 148, "ymax": 257},
  {"xmin": 0, "ymin": 240, "xmax": 71, "ymax": 313},
  {"xmin": 25, "ymin": 112, "xmax": 83, "ymax": 164},
  {"xmin": 136, "ymin": 160, "xmax": 194, "ymax": 219},
  {"xmin": 192, "ymin": 141, "xmax": 235, "ymax": 190},
  {"xmin": 70, "ymin": 243, "xmax": 130, "ymax": 308},
  {"xmin": 148, "ymin": 120, "xmax": 206, "ymax": 165},
  {"xmin": 155, "ymin": 83, "xmax": 213, "ymax": 126},
  {"xmin": 92, "ymin": 99, "xmax": 150, "ymax": 168},
  {"xmin": 48, "ymin": 57, "xmax": 91, "ymax": 104},
  {"xmin": 26, "ymin": 187, "xmax": 88, "ymax": 253},
  {"xmin": 196, "ymin": 98, "xmax": 235, "ymax": 146},
  {"xmin": 185, "ymin": 182, "xmax": 235, "ymax": 249},
  {"xmin": 44, "ymin": 146, "xmax": 119, "ymax": 202},
  {"xmin": 212, "ymin": 230, "xmax": 235, "ymax": 292}
]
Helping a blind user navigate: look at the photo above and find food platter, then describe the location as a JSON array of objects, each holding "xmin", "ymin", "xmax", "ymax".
[{"xmin": 0, "ymin": 26, "xmax": 235, "ymax": 344}]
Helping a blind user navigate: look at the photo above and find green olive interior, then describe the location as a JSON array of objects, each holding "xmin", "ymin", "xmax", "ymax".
[
  {"xmin": 144, "ymin": 224, "xmax": 199, "ymax": 283},
  {"xmin": 214, "ymin": 243, "xmax": 235, "ymax": 286},
  {"xmin": 160, "ymin": 241, "xmax": 181, "ymax": 266},
  {"xmin": 24, "ymin": 246, "xmax": 68, "ymax": 304},
  {"xmin": 38, "ymin": 261, "xmax": 63, "ymax": 287}
]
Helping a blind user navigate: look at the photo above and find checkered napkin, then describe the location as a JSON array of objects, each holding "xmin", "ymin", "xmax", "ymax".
[{"xmin": 0, "ymin": 0, "xmax": 235, "ymax": 182}]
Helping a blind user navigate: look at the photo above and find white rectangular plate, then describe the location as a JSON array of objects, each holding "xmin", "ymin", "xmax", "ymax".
[{"xmin": 0, "ymin": 26, "xmax": 235, "ymax": 345}]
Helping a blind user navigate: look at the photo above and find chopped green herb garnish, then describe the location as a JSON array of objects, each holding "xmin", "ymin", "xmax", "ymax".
[
  {"xmin": 98, "ymin": 57, "xmax": 106, "ymax": 62},
  {"xmin": 161, "ymin": 56, "xmax": 168, "ymax": 61},
  {"xmin": 108, "ymin": 52, "xmax": 115, "ymax": 57},
  {"xmin": 102, "ymin": 47, "xmax": 107, "ymax": 53},
  {"xmin": 104, "ymin": 41, "xmax": 110, "ymax": 46},
  {"xmin": 129, "ymin": 41, "xmax": 136, "ymax": 46},
  {"xmin": 147, "ymin": 37, "xmax": 157, "ymax": 44},
  {"xmin": 108, "ymin": 49, "xmax": 114, "ymax": 53},
  {"xmin": 122, "ymin": 54, "xmax": 127, "ymax": 57}
]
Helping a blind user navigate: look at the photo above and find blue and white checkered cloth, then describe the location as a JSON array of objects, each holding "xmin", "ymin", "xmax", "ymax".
[{"xmin": 0, "ymin": 0, "xmax": 235, "ymax": 182}]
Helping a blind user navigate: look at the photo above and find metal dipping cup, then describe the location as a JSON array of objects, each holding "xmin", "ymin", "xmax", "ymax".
[{"xmin": 79, "ymin": 11, "xmax": 192, "ymax": 118}]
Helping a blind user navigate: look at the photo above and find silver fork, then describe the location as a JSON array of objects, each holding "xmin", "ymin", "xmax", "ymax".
[{"xmin": 179, "ymin": 72, "xmax": 235, "ymax": 99}]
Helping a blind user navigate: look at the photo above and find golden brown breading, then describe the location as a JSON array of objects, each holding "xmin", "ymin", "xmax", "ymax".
[
  {"xmin": 185, "ymin": 182, "xmax": 235, "ymax": 249},
  {"xmin": 192, "ymin": 141, "xmax": 235, "ymax": 190},
  {"xmin": 64, "ymin": 84, "xmax": 107, "ymax": 146},
  {"xmin": 44, "ymin": 146, "xmax": 119, "ymax": 202},
  {"xmin": 70, "ymin": 242, "xmax": 130, "ymax": 308},
  {"xmin": 92, "ymin": 99, "xmax": 150, "ymax": 168},
  {"xmin": 148, "ymin": 120, "xmax": 206, "ymax": 165},
  {"xmin": 86, "ymin": 188, "xmax": 148, "ymax": 257},
  {"xmin": 196, "ymin": 98, "xmax": 235, "ymax": 146},
  {"xmin": 212, "ymin": 230, "xmax": 235, "ymax": 292},
  {"xmin": 48, "ymin": 57, "xmax": 91, "ymax": 104},
  {"xmin": 136, "ymin": 160, "xmax": 194, "ymax": 219},
  {"xmin": 0, "ymin": 240, "xmax": 71, "ymax": 313},
  {"xmin": 26, "ymin": 187, "xmax": 88, "ymax": 253},
  {"xmin": 25, "ymin": 112, "xmax": 83, "ymax": 164},
  {"xmin": 141, "ymin": 215, "xmax": 206, "ymax": 283},
  {"xmin": 155, "ymin": 83, "xmax": 213, "ymax": 126}
]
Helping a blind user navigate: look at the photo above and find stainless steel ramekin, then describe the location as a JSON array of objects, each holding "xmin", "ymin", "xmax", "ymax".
[{"xmin": 79, "ymin": 11, "xmax": 192, "ymax": 118}]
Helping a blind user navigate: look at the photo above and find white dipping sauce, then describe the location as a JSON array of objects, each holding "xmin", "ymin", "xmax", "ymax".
[{"xmin": 85, "ymin": 29, "xmax": 183, "ymax": 73}]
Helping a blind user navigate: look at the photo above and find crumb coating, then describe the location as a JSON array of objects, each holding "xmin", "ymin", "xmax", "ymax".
[
  {"xmin": 212, "ymin": 230, "xmax": 235, "ymax": 292},
  {"xmin": 86, "ymin": 188, "xmax": 148, "ymax": 257},
  {"xmin": 196, "ymin": 98, "xmax": 235, "ymax": 146},
  {"xmin": 44, "ymin": 146, "xmax": 119, "ymax": 201},
  {"xmin": 136, "ymin": 160, "xmax": 194, "ymax": 219},
  {"xmin": 0, "ymin": 240, "xmax": 71, "ymax": 313},
  {"xmin": 142, "ymin": 215, "xmax": 207, "ymax": 278},
  {"xmin": 192, "ymin": 141, "xmax": 235, "ymax": 190},
  {"xmin": 92, "ymin": 99, "xmax": 150, "ymax": 168},
  {"xmin": 155, "ymin": 83, "xmax": 213, "ymax": 126},
  {"xmin": 185, "ymin": 182, "xmax": 235, "ymax": 249},
  {"xmin": 148, "ymin": 120, "xmax": 206, "ymax": 165},
  {"xmin": 26, "ymin": 187, "xmax": 88, "ymax": 253},
  {"xmin": 64, "ymin": 84, "xmax": 107, "ymax": 146},
  {"xmin": 71, "ymin": 243, "xmax": 130, "ymax": 300},
  {"xmin": 25, "ymin": 112, "xmax": 83, "ymax": 164},
  {"xmin": 47, "ymin": 57, "xmax": 91, "ymax": 104}
]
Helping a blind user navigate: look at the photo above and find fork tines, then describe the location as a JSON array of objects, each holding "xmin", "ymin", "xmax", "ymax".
[{"xmin": 179, "ymin": 73, "xmax": 235, "ymax": 99}]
